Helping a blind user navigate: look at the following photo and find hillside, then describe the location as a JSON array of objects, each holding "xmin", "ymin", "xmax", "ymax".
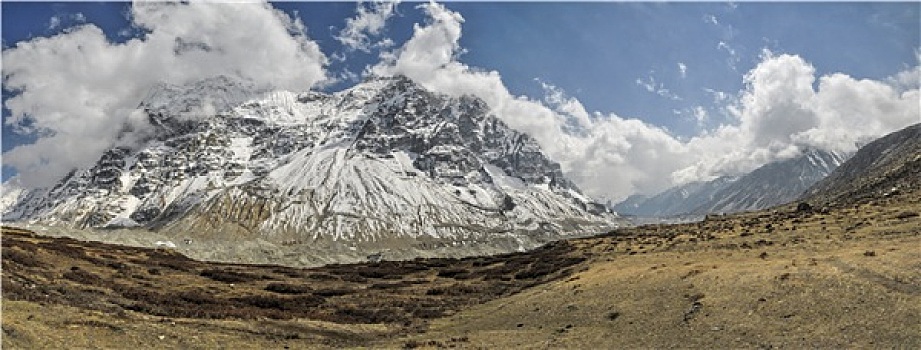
[
  {"xmin": 4, "ymin": 116, "xmax": 920, "ymax": 350},
  {"xmin": 4, "ymin": 170, "xmax": 919, "ymax": 348},
  {"xmin": 802, "ymin": 123, "xmax": 921, "ymax": 207}
]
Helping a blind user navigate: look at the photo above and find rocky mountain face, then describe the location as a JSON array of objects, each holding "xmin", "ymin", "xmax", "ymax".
[
  {"xmin": 801, "ymin": 123, "xmax": 921, "ymax": 207},
  {"xmin": 612, "ymin": 176, "xmax": 738, "ymax": 218},
  {"xmin": 614, "ymin": 149, "xmax": 849, "ymax": 217},
  {"xmin": 2, "ymin": 76, "xmax": 620, "ymax": 261},
  {"xmin": 695, "ymin": 149, "xmax": 849, "ymax": 214}
]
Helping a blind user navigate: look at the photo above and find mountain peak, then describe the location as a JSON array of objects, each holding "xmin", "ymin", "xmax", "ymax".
[
  {"xmin": 615, "ymin": 148, "xmax": 853, "ymax": 217},
  {"xmin": 4, "ymin": 75, "xmax": 621, "ymax": 264},
  {"xmin": 140, "ymin": 75, "xmax": 265, "ymax": 118}
]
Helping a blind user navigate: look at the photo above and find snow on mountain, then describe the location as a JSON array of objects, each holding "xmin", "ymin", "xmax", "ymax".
[
  {"xmin": 141, "ymin": 75, "xmax": 265, "ymax": 119},
  {"xmin": 612, "ymin": 176, "xmax": 738, "ymax": 217},
  {"xmin": 3, "ymin": 75, "xmax": 620, "ymax": 258},
  {"xmin": 0, "ymin": 178, "xmax": 27, "ymax": 214},
  {"xmin": 697, "ymin": 149, "xmax": 849, "ymax": 214},
  {"xmin": 614, "ymin": 149, "xmax": 850, "ymax": 217}
]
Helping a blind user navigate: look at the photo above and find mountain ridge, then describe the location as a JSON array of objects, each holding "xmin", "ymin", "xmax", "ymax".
[
  {"xmin": 801, "ymin": 123, "xmax": 921, "ymax": 207},
  {"xmin": 2, "ymin": 75, "xmax": 621, "ymax": 263},
  {"xmin": 613, "ymin": 148, "xmax": 849, "ymax": 217}
]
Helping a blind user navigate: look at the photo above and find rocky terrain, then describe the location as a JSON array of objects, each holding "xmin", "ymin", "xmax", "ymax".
[
  {"xmin": 2, "ymin": 76, "xmax": 620, "ymax": 263},
  {"xmin": 3, "ymin": 124, "xmax": 919, "ymax": 349},
  {"xmin": 803, "ymin": 123, "xmax": 920, "ymax": 208}
]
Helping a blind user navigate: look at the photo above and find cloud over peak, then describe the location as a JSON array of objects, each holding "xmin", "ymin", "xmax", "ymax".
[
  {"xmin": 674, "ymin": 51, "xmax": 919, "ymax": 185},
  {"xmin": 370, "ymin": 4, "xmax": 918, "ymax": 201},
  {"xmin": 3, "ymin": 1, "xmax": 327, "ymax": 187},
  {"xmin": 4, "ymin": 1, "xmax": 918, "ymax": 203}
]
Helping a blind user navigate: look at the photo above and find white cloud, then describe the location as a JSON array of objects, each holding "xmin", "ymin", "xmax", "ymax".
[
  {"xmin": 3, "ymin": 1, "xmax": 328, "ymax": 188},
  {"xmin": 371, "ymin": 2, "xmax": 919, "ymax": 202},
  {"xmin": 48, "ymin": 16, "xmax": 61, "ymax": 30},
  {"xmin": 673, "ymin": 51, "xmax": 920, "ymax": 184},
  {"xmin": 370, "ymin": 2, "xmax": 690, "ymax": 200},
  {"xmin": 635, "ymin": 75, "xmax": 682, "ymax": 101},
  {"xmin": 47, "ymin": 13, "xmax": 86, "ymax": 30},
  {"xmin": 538, "ymin": 80, "xmax": 594, "ymax": 133},
  {"xmin": 7, "ymin": 1, "xmax": 918, "ymax": 205},
  {"xmin": 704, "ymin": 88, "xmax": 731, "ymax": 103},
  {"xmin": 887, "ymin": 66, "xmax": 920, "ymax": 91},
  {"xmin": 718, "ymin": 40, "xmax": 740, "ymax": 71},
  {"xmin": 678, "ymin": 62, "xmax": 687, "ymax": 78},
  {"xmin": 336, "ymin": 1, "xmax": 398, "ymax": 52},
  {"xmin": 704, "ymin": 14, "xmax": 719, "ymax": 25},
  {"xmin": 886, "ymin": 49, "xmax": 921, "ymax": 91},
  {"xmin": 635, "ymin": 78, "xmax": 653, "ymax": 92},
  {"xmin": 692, "ymin": 106, "xmax": 708, "ymax": 125}
]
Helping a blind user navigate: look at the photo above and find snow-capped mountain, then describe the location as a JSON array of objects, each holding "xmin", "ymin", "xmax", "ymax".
[
  {"xmin": 3, "ymin": 75, "xmax": 620, "ymax": 257},
  {"xmin": 695, "ymin": 149, "xmax": 849, "ymax": 214},
  {"xmin": 614, "ymin": 149, "xmax": 849, "ymax": 217},
  {"xmin": 612, "ymin": 176, "xmax": 738, "ymax": 217}
]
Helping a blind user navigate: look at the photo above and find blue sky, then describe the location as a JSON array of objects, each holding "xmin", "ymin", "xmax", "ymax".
[{"xmin": 2, "ymin": 2, "xmax": 919, "ymax": 199}]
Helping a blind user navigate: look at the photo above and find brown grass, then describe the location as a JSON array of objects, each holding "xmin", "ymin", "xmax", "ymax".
[{"xmin": 2, "ymin": 186, "xmax": 919, "ymax": 348}]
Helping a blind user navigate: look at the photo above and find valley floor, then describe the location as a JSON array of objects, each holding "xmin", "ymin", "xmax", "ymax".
[
  {"xmin": 3, "ymin": 194, "xmax": 920, "ymax": 349},
  {"xmin": 397, "ymin": 230, "xmax": 920, "ymax": 349}
]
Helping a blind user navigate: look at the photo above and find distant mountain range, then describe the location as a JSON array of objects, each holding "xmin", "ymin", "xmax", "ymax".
[
  {"xmin": 612, "ymin": 176, "xmax": 739, "ymax": 218},
  {"xmin": 2, "ymin": 76, "xmax": 622, "ymax": 260},
  {"xmin": 614, "ymin": 149, "xmax": 850, "ymax": 217}
]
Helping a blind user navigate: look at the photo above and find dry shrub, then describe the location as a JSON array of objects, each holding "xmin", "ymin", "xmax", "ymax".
[
  {"xmin": 63, "ymin": 268, "xmax": 103, "ymax": 285},
  {"xmin": 200, "ymin": 269, "xmax": 261, "ymax": 283},
  {"xmin": 304, "ymin": 273, "xmax": 339, "ymax": 281},
  {"xmin": 265, "ymin": 283, "xmax": 313, "ymax": 294},
  {"xmin": 332, "ymin": 307, "xmax": 405, "ymax": 324},
  {"xmin": 2, "ymin": 247, "xmax": 45, "ymax": 268},
  {"xmin": 436, "ymin": 267, "xmax": 469, "ymax": 278},
  {"xmin": 339, "ymin": 274, "xmax": 368, "ymax": 283},
  {"xmin": 313, "ymin": 288, "xmax": 355, "ymax": 297},
  {"xmin": 409, "ymin": 307, "xmax": 444, "ymax": 319}
]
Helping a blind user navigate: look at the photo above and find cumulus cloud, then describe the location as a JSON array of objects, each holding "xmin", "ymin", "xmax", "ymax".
[
  {"xmin": 6, "ymin": 1, "xmax": 918, "ymax": 204},
  {"xmin": 371, "ymin": 2, "xmax": 919, "ymax": 202},
  {"xmin": 370, "ymin": 2, "xmax": 690, "ymax": 199},
  {"xmin": 541, "ymin": 88, "xmax": 690, "ymax": 199},
  {"xmin": 673, "ymin": 50, "xmax": 920, "ymax": 184},
  {"xmin": 886, "ymin": 49, "xmax": 921, "ymax": 91},
  {"xmin": 336, "ymin": 1, "xmax": 398, "ymax": 52},
  {"xmin": 370, "ymin": 1, "xmax": 563, "ymax": 145},
  {"xmin": 3, "ymin": 1, "xmax": 328, "ymax": 188}
]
